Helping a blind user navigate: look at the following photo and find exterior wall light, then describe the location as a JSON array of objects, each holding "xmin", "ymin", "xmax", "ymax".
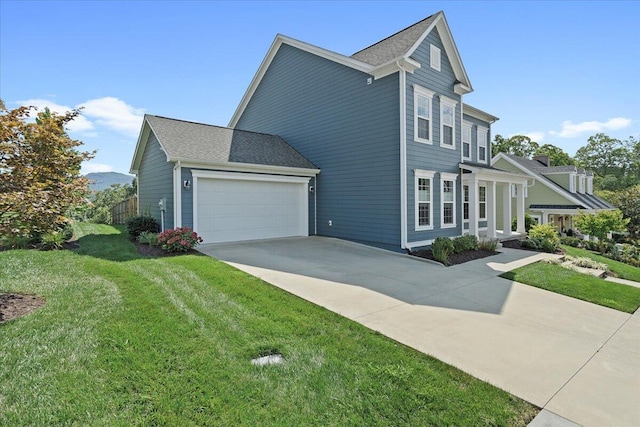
[{"xmin": 183, "ymin": 180, "xmax": 191, "ymax": 190}]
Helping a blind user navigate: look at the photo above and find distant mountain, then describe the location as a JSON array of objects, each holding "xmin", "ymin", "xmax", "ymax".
[{"xmin": 86, "ymin": 172, "xmax": 134, "ymax": 192}]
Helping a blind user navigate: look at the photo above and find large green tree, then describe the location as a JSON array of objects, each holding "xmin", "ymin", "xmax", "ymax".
[
  {"xmin": 0, "ymin": 101, "xmax": 94, "ymax": 238},
  {"xmin": 533, "ymin": 144, "xmax": 574, "ymax": 166},
  {"xmin": 492, "ymin": 134, "xmax": 540, "ymax": 158},
  {"xmin": 597, "ymin": 185, "xmax": 640, "ymax": 239},
  {"xmin": 574, "ymin": 210, "xmax": 629, "ymax": 254},
  {"xmin": 574, "ymin": 133, "xmax": 633, "ymax": 190}
]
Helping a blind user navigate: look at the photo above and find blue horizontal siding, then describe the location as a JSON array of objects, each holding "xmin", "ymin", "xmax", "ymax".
[
  {"xmin": 236, "ymin": 43, "xmax": 401, "ymax": 248},
  {"xmin": 138, "ymin": 133, "xmax": 174, "ymax": 230}
]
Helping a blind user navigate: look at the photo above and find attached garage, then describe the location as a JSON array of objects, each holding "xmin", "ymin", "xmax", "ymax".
[{"xmin": 193, "ymin": 171, "xmax": 310, "ymax": 243}]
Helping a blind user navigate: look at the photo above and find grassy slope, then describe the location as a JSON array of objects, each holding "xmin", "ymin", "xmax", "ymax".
[
  {"xmin": 563, "ymin": 245, "xmax": 640, "ymax": 282},
  {"xmin": 0, "ymin": 223, "xmax": 537, "ymax": 426},
  {"xmin": 501, "ymin": 262, "xmax": 640, "ymax": 313}
]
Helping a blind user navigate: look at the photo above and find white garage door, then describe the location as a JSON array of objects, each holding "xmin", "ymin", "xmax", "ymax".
[{"xmin": 195, "ymin": 172, "xmax": 309, "ymax": 244}]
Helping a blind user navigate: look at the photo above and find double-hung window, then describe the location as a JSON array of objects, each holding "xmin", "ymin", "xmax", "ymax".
[
  {"xmin": 415, "ymin": 169, "xmax": 435, "ymax": 230},
  {"xmin": 479, "ymin": 185, "xmax": 487, "ymax": 220},
  {"xmin": 462, "ymin": 121, "xmax": 472, "ymax": 160},
  {"xmin": 440, "ymin": 96, "xmax": 457, "ymax": 149},
  {"xmin": 414, "ymin": 86, "xmax": 435, "ymax": 144},
  {"xmin": 463, "ymin": 185, "xmax": 470, "ymax": 221},
  {"xmin": 477, "ymin": 126, "xmax": 488, "ymax": 162},
  {"xmin": 441, "ymin": 173, "xmax": 458, "ymax": 228}
]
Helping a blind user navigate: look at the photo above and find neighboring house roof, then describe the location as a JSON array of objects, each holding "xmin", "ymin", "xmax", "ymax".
[
  {"xmin": 538, "ymin": 165, "xmax": 577, "ymax": 174},
  {"xmin": 463, "ymin": 104, "xmax": 499, "ymax": 123},
  {"xmin": 229, "ymin": 11, "xmax": 471, "ymax": 128},
  {"xmin": 492, "ymin": 153, "xmax": 614, "ymax": 211},
  {"xmin": 130, "ymin": 115, "xmax": 318, "ymax": 174}
]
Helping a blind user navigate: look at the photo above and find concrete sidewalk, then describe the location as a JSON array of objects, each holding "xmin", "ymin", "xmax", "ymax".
[{"xmin": 199, "ymin": 237, "xmax": 639, "ymax": 427}]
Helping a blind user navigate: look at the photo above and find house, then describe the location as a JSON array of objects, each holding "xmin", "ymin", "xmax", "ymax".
[
  {"xmin": 131, "ymin": 11, "xmax": 530, "ymax": 250},
  {"xmin": 492, "ymin": 153, "xmax": 614, "ymax": 233}
]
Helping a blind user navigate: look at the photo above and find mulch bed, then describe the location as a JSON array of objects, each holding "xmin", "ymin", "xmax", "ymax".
[
  {"xmin": 410, "ymin": 248, "xmax": 500, "ymax": 266},
  {"xmin": 0, "ymin": 293, "xmax": 46, "ymax": 323}
]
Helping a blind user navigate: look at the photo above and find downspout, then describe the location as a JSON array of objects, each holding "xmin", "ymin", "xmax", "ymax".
[
  {"xmin": 173, "ymin": 161, "xmax": 182, "ymax": 228},
  {"xmin": 314, "ymin": 175, "xmax": 317, "ymax": 235},
  {"xmin": 397, "ymin": 61, "xmax": 408, "ymax": 250}
]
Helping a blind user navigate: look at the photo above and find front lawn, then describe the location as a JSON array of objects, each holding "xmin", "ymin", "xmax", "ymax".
[
  {"xmin": 0, "ymin": 223, "xmax": 537, "ymax": 426},
  {"xmin": 501, "ymin": 262, "xmax": 640, "ymax": 313},
  {"xmin": 562, "ymin": 245, "xmax": 640, "ymax": 282}
]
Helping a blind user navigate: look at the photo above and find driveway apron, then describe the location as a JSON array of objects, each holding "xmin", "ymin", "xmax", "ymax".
[{"xmin": 199, "ymin": 236, "xmax": 639, "ymax": 427}]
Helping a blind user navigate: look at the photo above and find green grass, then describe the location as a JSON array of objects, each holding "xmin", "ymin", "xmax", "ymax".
[
  {"xmin": 562, "ymin": 245, "xmax": 640, "ymax": 282},
  {"xmin": 501, "ymin": 262, "xmax": 640, "ymax": 313},
  {"xmin": 0, "ymin": 223, "xmax": 538, "ymax": 426}
]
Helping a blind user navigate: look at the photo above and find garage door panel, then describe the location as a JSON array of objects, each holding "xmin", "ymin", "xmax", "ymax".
[{"xmin": 196, "ymin": 177, "xmax": 307, "ymax": 243}]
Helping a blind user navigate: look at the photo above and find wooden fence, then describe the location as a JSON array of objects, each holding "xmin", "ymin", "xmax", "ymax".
[{"xmin": 111, "ymin": 196, "xmax": 138, "ymax": 224}]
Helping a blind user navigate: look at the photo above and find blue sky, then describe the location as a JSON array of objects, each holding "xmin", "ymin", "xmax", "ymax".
[{"xmin": 1, "ymin": 1, "xmax": 638, "ymax": 175}]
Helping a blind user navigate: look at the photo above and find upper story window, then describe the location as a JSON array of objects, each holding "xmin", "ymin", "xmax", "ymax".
[
  {"xmin": 570, "ymin": 173, "xmax": 576, "ymax": 193},
  {"xmin": 462, "ymin": 121, "xmax": 472, "ymax": 160},
  {"xmin": 414, "ymin": 85, "xmax": 435, "ymax": 144},
  {"xmin": 415, "ymin": 169, "xmax": 435, "ymax": 231},
  {"xmin": 440, "ymin": 96, "xmax": 457, "ymax": 149},
  {"xmin": 430, "ymin": 44, "xmax": 441, "ymax": 71},
  {"xmin": 441, "ymin": 173, "xmax": 458, "ymax": 228},
  {"xmin": 477, "ymin": 126, "xmax": 488, "ymax": 162}
]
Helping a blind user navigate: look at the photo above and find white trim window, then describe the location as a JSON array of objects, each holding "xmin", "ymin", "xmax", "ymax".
[
  {"xmin": 570, "ymin": 173, "xmax": 576, "ymax": 193},
  {"xmin": 430, "ymin": 44, "xmax": 441, "ymax": 71},
  {"xmin": 440, "ymin": 96, "xmax": 458, "ymax": 149},
  {"xmin": 415, "ymin": 169, "xmax": 435, "ymax": 230},
  {"xmin": 479, "ymin": 185, "xmax": 487, "ymax": 220},
  {"xmin": 579, "ymin": 175, "xmax": 585, "ymax": 193},
  {"xmin": 462, "ymin": 121, "xmax": 472, "ymax": 160},
  {"xmin": 477, "ymin": 126, "xmax": 488, "ymax": 162},
  {"xmin": 586, "ymin": 176, "xmax": 593, "ymax": 194},
  {"xmin": 463, "ymin": 184, "xmax": 470, "ymax": 221},
  {"xmin": 441, "ymin": 172, "xmax": 458, "ymax": 228},
  {"xmin": 414, "ymin": 85, "xmax": 435, "ymax": 144}
]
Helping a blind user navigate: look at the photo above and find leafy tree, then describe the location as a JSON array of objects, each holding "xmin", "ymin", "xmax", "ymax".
[
  {"xmin": 492, "ymin": 134, "xmax": 540, "ymax": 158},
  {"xmin": 533, "ymin": 144, "xmax": 574, "ymax": 166},
  {"xmin": 0, "ymin": 100, "xmax": 94, "ymax": 238},
  {"xmin": 596, "ymin": 185, "xmax": 640, "ymax": 239},
  {"xmin": 574, "ymin": 210, "xmax": 629, "ymax": 254},
  {"xmin": 575, "ymin": 134, "xmax": 629, "ymax": 185},
  {"xmin": 85, "ymin": 183, "xmax": 133, "ymax": 223}
]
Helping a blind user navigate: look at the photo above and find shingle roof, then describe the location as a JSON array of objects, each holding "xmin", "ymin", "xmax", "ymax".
[
  {"xmin": 502, "ymin": 154, "xmax": 614, "ymax": 210},
  {"xmin": 538, "ymin": 165, "xmax": 577, "ymax": 173},
  {"xmin": 145, "ymin": 115, "xmax": 317, "ymax": 170},
  {"xmin": 351, "ymin": 12, "xmax": 440, "ymax": 66}
]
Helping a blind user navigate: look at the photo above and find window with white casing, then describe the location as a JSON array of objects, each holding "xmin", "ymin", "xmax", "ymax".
[
  {"xmin": 441, "ymin": 173, "xmax": 458, "ymax": 228},
  {"xmin": 463, "ymin": 185, "xmax": 470, "ymax": 221},
  {"xmin": 579, "ymin": 175, "xmax": 585, "ymax": 193},
  {"xmin": 414, "ymin": 86, "xmax": 435, "ymax": 144},
  {"xmin": 440, "ymin": 96, "xmax": 458, "ymax": 149},
  {"xmin": 587, "ymin": 176, "xmax": 593, "ymax": 194},
  {"xmin": 430, "ymin": 44, "xmax": 441, "ymax": 71},
  {"xmin": 477, "ymin": 126, "xmax": 488, "ymax": 162},
  {"xmin": 415, "ymin": 170, "xmax": 435, "ymax": 230},
  {"xmin": 570, "ymin": 174, "xmax": 576, "ymax": 193},
  {"xmin": 462, "ymin": 122, "xmax": 472, "ymax": 160},
  {"xmin": 479, "ymin": 185, "xmax": 487, "ymax": 220},
  {"xmin": 512, "ymin": 184, "xmax": 528, "ymax": 198}
]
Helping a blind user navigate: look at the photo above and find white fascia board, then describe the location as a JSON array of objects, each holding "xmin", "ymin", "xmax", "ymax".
[
  {"xmin": 491, "ymin": 153, "xmax": 587, "ymax": 206},
  {"xmin": 371, "ymin": 57, "xmax": 421, "ymax": 80},
  {"xmin": 405, "ymin": 12, "xmax": 472, "ymax": 92},
  {"xmin": 178, "ymin": 160, "xmax": 320, "ymax": 177},
  {"xmin": 463, "ymin": 104, "xmax": 499, "ymax": 123},
  {"xmin": 229, "ymin": 34, "xmax": 375, "ymax": 128},
  {"xmin": 129, "ymin": 118, "xmax": 151, "ymax": 174},
  {"xmin": 191, "ymin": 170, "xmax": 312, "ymax": 184},
  {"xmin": 454, "ymin": 83, "xmax": 472, "ymax": 95}
]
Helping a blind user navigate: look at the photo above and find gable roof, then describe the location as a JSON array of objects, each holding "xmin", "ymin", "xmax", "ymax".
[
  {"xmin": 229, "ymin": 11, "xmax": 471, "ymax": 127},
  {"xmin": 130, "ymin": 115, "xmax": 318, "ymax": 174},
  {"xmin": 492, "ymin": 153, "xmax": 614, "ymax": 211}
]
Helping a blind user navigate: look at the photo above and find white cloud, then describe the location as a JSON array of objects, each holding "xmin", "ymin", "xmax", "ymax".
[
  {"xmin": 551, "ymin": 117, "xmax": 631, "ymax": 138},
  {"xmin": 79, "ymin": 97, "xmax": 144, "ymax": 137},
  {"xmin": 511, "ymin": 131, "xmax": 545, "ymax": 142},
  {"xmin": 81, "ymin": 162, "xmax": 114, "ymax": 174},
  {"xmin": 19, "ymin": 98, "xmax": 94, "ymax": 132}
]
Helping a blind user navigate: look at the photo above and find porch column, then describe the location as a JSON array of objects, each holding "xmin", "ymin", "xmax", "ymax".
[
  {"xmin": 486, "ymin": 181, "xmax": 496, "ymax": 238},
  {"xmin": 516, "ymin": 183, "xmax": 526, "ymax": 233},
  {"xmin": 468, "ymin": 176, "xmax": 478, "ymax": 237},
  {"xmin": 502, "ymin": 183, "xmax": 512, "ymax": 236}
]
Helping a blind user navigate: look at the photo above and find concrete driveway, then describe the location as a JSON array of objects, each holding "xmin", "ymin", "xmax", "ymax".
[{"xmin": 199, "ymin": 236, "xmax": 639, "ymax": 427}]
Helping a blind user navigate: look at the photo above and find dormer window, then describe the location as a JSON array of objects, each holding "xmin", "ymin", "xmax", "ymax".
[
  {"xmin": 587, "ymin": 176, "xmax": 594, "ymax": 194},
  {"xmin": 430, "ymin": 44, "xmax": 441, "ymax": 71},
  {"xmin": 570, "ymin": 173, "xmax": 576, "ymax": 193},
  {"xmin": 579, "ymin": 175, "xmax": 585, "ymax": 193}
]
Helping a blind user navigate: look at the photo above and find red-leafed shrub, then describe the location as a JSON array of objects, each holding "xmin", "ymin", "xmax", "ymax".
[{"xmin": 158, "ymin": 227, "xmax": 203, "ymax": 253}]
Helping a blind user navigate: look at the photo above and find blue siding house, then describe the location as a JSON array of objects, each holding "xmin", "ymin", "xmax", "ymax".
[{"xmin": 132, "ymin": 10, "xmax": 530, "ymax": 250}]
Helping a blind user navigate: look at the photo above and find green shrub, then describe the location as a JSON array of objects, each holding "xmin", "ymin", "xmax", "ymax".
[
  {"xmin": 61, "ymin": 223, "xmax": 74, "ymax": 242},
  {"xmin": 453, "ymin": 235, "xmax": 478, "ymax": 253},
  {"xmin": 511, "ymin": 213, "xmax": 537, "ymax": 232},
  {"xmin": 432, "ymin": 237, "xmax": 454, "ymax": 265},
  {"xmin": 583, "ymin": 240, "xmax": 600, "ymax": 252},
  {"xmin": 158, "ymin": 227, "xmax": 203, "ymax": 253},
  {"xmin": 528, "ymin": 224, "xmax": 560, "ymax": 252},
  {"xmin": 478, "ymin": 238, "xmax": 499, "ymax": 251},
  {"xmin": 126, "ymin": 215, "xmax": 159, "ymax": 238},
  {"xmin": 521, "ymin": 238, "xmax": 541, "ymax": 250},
  {"xmin": 39, "ymin": 231, "xmax": 65, "ymax": 250},
  {"xmin": 90, "ymin": 207, "xmax": 112, "ymax": 224},
  {"xmin": 539, "ymin": 239, "xmax": 558, "ymax": 253},
  {"xmin": 137, "ymin": 231, "xmax": 159, "ymax": 246},
  {"xmin": 560, "ymin": 236, "xmax": 582, "ymax": 247},
  {"xmin": 0, "ymin": 234, "xmax": 37, "ymax": 249}
]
